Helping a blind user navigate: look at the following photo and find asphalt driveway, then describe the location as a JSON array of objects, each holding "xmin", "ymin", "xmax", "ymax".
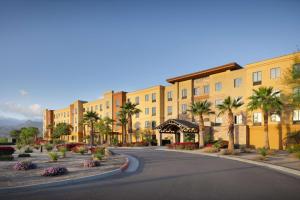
[{"xmin": 1, "ymin": 149, "xmax": 300, "ymax": 200}]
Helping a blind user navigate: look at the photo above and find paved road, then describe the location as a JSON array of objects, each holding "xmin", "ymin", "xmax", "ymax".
[{"xmin": 2, "ymin": 149, "xmax": 300, "ymax": 200}]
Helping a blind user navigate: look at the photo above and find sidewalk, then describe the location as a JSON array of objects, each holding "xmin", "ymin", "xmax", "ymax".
[{"xmin": 157, "ymin": 148, "xmax": 300, "ymax": 177}]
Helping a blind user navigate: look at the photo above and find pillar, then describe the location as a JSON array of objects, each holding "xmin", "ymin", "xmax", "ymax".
[{"xmin": 180, "ymin": 132, "xmax": 184, "ymax": 143}]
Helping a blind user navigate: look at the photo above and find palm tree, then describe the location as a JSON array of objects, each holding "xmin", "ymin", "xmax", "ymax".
[
  {"xmin": 103, "ymin": 117, "xmax": 114, "ymax": 144},
  {"xmin": 217, "ymin": 96, "xmax": 244, "ymax": 151},
  {"xmin": 188, "ymin": 100, "xmax": 214, "ymax": 148},
  {"xmin": 121, "ymin": 102, "xmax": 141, "ymax": 143},
  {"xmin": 117, "ymin": 109, "xmax": 128, "ymax": 144},
  {"xmin": 248, "ymin": 87, "xmax": 283, "ymax": 149},
  {"xmin": 83, "ymin": 111, "xmax": 100, "ymax": 146}
]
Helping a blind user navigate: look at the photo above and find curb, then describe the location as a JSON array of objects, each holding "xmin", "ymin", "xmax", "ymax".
[
  {"xmin": 0, "ymin": 155, "xmax": 129, "ymax": 191},
  {"xmin": 157, "ymin": 148, "xmax": 300, "ymax": 177}
]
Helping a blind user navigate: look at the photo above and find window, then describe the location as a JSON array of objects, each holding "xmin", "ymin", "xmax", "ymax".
[
  {"xmin": 95, "ymin": 105, "xmax": 98, "ymax": 110},
  {"xmin": 127, "ymin": 98, "xmax": 131, "ymax": 102},
  {"xmin": 64, "ymin": 112, "xmax": 66, "ymax": 117},
  {"xmin": 145, "ymin": 121, "xmax": 150, "ymax": 128},
  {"xmin": 75, "ymin": 126, "xmax": 77, "ymax": 132},
  {"xmin": 100, "ymin": 104, "xmax": 103, "ymax": 111},
  {"xmin": 145, "ymin": 94, "xmax": 149, "ymax": 101},
  {"xmin": 193, "ymin": 87, "xmax": 200, "ymax": 96},
  {"xmin": 215, "ymin": 99, "xmax": 223, "ymax": 107},
  {"xmin": 271, "ymin": 113, "xmax": 281, "ymax": 122},
  {"xmin": 204, "ymin": 85, "xmax": 210, "ymax": 94},
  {"xmin": 253, "ymin": 112, "xmax": 262, "ymax": 125},
  {"xmin": 181, "ymin": 104, "xmax": 187, "ymax": 114},
  {"xmin": 115, "ymin": 100, "xmax": 120, "ymax": 107},
  {"xmin": 234, "ymin": 115, "xmax": 243, "ymax": 125},
  {"xmin": 145, "ymin": 108, "xmax": 149, "ymax": 115},
  {"xmin": 135, "ymin": 96, "xmax": 140, "ymax": 105},
  {"xmin": 151, "ymin": 121, "xmax": 156, "ymax": 129},
  {"xmin": 181, "ymin": 89, "xmax": 187, "ymax": 99},
  {"xmin": 86, "ymin": 107, "xmax": 89, "ymax": 112},
  {"xmin": 167, "ymin": 91, "xmax": 173, "ymax": 101},
  {"xmin": 167, "ymin": 106, "xmax": 172, "ymax": 115},
  {"xmin": 234, "ymin": 78, "xmax": 242, "ymax": 88},
  {"xmin": 152, "ymin": 107, "xmax": 156, "ymax": 116},
  {"xmin": 75, "ymin": 108, "xmax": 78, "ymax": 114},
  {"xmin": 91, "ymin": 106, "xmax": 93, "ymax": 111},
  {"xmin": 253, "ymin": 71, "xmax": 262, "ymax": 85},
  {"xmin": 215, "ymin": 117, "xmax": 223, "ymax": 126},
  {"xmin": 293, "ymin": 110, "xmax": 300, "ymax": 123},
  {"xmin": 152, "ymin": 93, "xmax": 156, "ymax": 102},
  {"xmin": 270, "ymin": 67, "xmax": 280, "ymax": 79},
  {"xmin": 135, "ymin": 112, "xmax": 139, "ymax": 118},
  {"xmin": 293, "ymin": 87, "xmax": 300, "ymax": 96},
  {"xmin": 106, "ymin": 101, "xmax": 110, "ymax": 109},
  {"xmin": 293, "ymin": 63, "xmax": 300, "ymax": 78},
  {"xmin": 215, "ymin": 82, "xmax": 222, "ymax": 92}
]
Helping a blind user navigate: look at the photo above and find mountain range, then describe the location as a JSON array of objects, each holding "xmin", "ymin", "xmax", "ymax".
[{"xmin": 0, "ymin": 117, "xmax": 43, "ymax": 138}]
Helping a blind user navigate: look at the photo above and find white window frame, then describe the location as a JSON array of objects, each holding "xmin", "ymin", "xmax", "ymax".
[
  {"xmin": 215, "ymin": 82, "xmax": 222, "ymax": 92},
  {"xmin": 293, "ymin": 110, "xmax": 300, "ymax": 122},
  {"xmin": 270, "ymin": 67, "xmax": 280, "ymax": 79},
  {"xmin": 234, "ymin": 78, "xmax": 242, "ymax": 88},
  {"xmin": 204, "ymin": 85, "xmax": 210, "ymax": 94},
  {"xmin": 271, "ymin": 113, "xmax": 281, "ymax": 122},
  {"xmin": 253, "ymin": 112, "xmax": 262, "ymax": 124}
]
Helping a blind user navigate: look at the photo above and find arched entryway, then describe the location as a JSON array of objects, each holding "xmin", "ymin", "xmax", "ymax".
[{"xmin": 155, "ymin": 119, "xmax": 199, "ymax": 146}]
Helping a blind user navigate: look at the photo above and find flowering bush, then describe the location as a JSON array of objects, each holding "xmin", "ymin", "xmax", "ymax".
[
  {"xmin": 13, "ymin": 161, "xmax": 36, "ymax": 170},
  {"xmin": 42, "ymin": 167, "xmax": 68, "ymax": 176},
  {"xmin": 83, "ymin": 159, "xmax": 100, "ymax": 168},
  {"xmin": 0, "ymin": 146, "xmax": 15, "ymax": 156},
  {"xmin": 167, "ymin": 142, "xmax": 198, "ymax": 150}
]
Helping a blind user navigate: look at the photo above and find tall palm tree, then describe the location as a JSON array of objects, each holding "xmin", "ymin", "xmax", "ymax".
[
  {"xmin": 217, "ymin": 96, "xmax": 244, "ymax": 151},
  {"xmin": 103, "ymin": 116, "xmax": 114, "ymax": 144},
  {"xmin": 248, "ymin": 87, "xmax": 283, "ymax": 149},
  {"xmin": 83, "ymin": 111, "xmax": 100, "ymax": 146},
  {"xmin": 188, "ymin": 100, "xmax": 214, "ymax": 148},
  {"xmin": 121, "ymin": 102, "xmax": 141, "ymax": 143},
  {"xmin": 117, "ymin": 109, "xmax": 128, "ymax": 144}
]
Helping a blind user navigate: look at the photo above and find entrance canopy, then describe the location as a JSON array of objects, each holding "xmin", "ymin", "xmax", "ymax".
[{"xmin": 155, "ymin": 119, "xmax": 199, "ymax": 134}]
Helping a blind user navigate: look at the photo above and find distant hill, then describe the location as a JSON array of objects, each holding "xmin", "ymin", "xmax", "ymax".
[{"xmin": 0, "ymin": 118, "xmax": 43, "ymax": 138}]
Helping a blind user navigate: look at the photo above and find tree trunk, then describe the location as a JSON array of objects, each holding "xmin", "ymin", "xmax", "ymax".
[
  {"xmin": 263, "ymin": 112, "xmax": 270, "ymax": 149},
  {"xmin": 228, "ymin": 111, "xmax": 234, "ymax": 152},
  {"xmin": 90, "ymin": 124, "xmax": 94, "ymax": 146},
  {"xmin": 198, "ymin": 114, "xmax": 205, "ymax": 148},
  {"xmin": 128, "ymin": 115, "xmax": 132, "ymax": 143},
  {"xmin": 122, "ymin": 125, "xmax": 127, "ymax": 144}
]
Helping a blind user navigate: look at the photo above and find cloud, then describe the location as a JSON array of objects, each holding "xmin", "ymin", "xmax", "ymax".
[
  {"xmin": 19, "ymin": 89, "xmax": 28, "ymax": 96},
  {"xmin": 0, "ymin": 102, "xmax": 42, "ymax": 120}
]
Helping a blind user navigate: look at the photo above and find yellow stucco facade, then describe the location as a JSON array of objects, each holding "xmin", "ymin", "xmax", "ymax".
[{"xmin": 43, "ymin": 52, "xmax": 300, "ymax": 149}]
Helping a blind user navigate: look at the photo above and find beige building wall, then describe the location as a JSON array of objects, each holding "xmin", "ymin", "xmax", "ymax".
[{"xmin": 126, "ymin": 85, "xmax": 165, "ymax": 143}]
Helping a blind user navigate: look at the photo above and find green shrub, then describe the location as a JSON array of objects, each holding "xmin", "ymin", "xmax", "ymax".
[
  {"xmin": 93, "ymin": 153, "xmax": 103, "ymax": 160},
  {"xmin": 24, "ymin": 147, "xmax": 33, "ymax": 153},
  {"xmin": 293, "ymin": 152, "xmax": 300, "ymax": 159},
  {"xmin": 0, "ymin": 155, "xmax": 14, "ymax": 161},
  {"xmin": 45, "ymin": 144, "xmax": 53, "ymax": 151},
  {"xmin": 48, "ymin": 152, "xmax": 59, "ymax": 161},
  {"xmin": 202, "ymin": 146, "xmax": 219, "ymax": 153},
  {"xmin": 18, "ymin": 153, "xmax": 31, "ymax": 157},
  {"xmin": 286, "ymin": 144, "xmax": 300, "ymax": 153},
  {"xmin": 78, "ymin": 147, "xmax": 86, "ymax": 155},
  {"xmin": 258, "ymin": 147, "xmax": 267, "ymax": 157},
  {"xmin": 59, "ymin": 147, "xmax": 67, "ymax": 158}
]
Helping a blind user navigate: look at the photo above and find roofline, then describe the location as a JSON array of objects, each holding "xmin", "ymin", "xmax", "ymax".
[{"xmin": 166, "ymin": 62, "xmax": 242, "ymax": 84}]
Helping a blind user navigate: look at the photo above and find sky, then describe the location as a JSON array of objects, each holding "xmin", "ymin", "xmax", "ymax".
[{"xmin": 0, "ymin": 0, "xmax": 299, "ymax": 121}]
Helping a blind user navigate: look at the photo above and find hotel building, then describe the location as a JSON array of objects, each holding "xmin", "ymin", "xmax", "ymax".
[{"xmin": 43, "ymin": 52, "xmax": 300, "ymax": 149}]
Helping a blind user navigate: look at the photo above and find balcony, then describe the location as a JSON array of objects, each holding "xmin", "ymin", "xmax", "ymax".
[{"xmin": 253, "ymin": 81, "xmax": 262, "ymax": 86}]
